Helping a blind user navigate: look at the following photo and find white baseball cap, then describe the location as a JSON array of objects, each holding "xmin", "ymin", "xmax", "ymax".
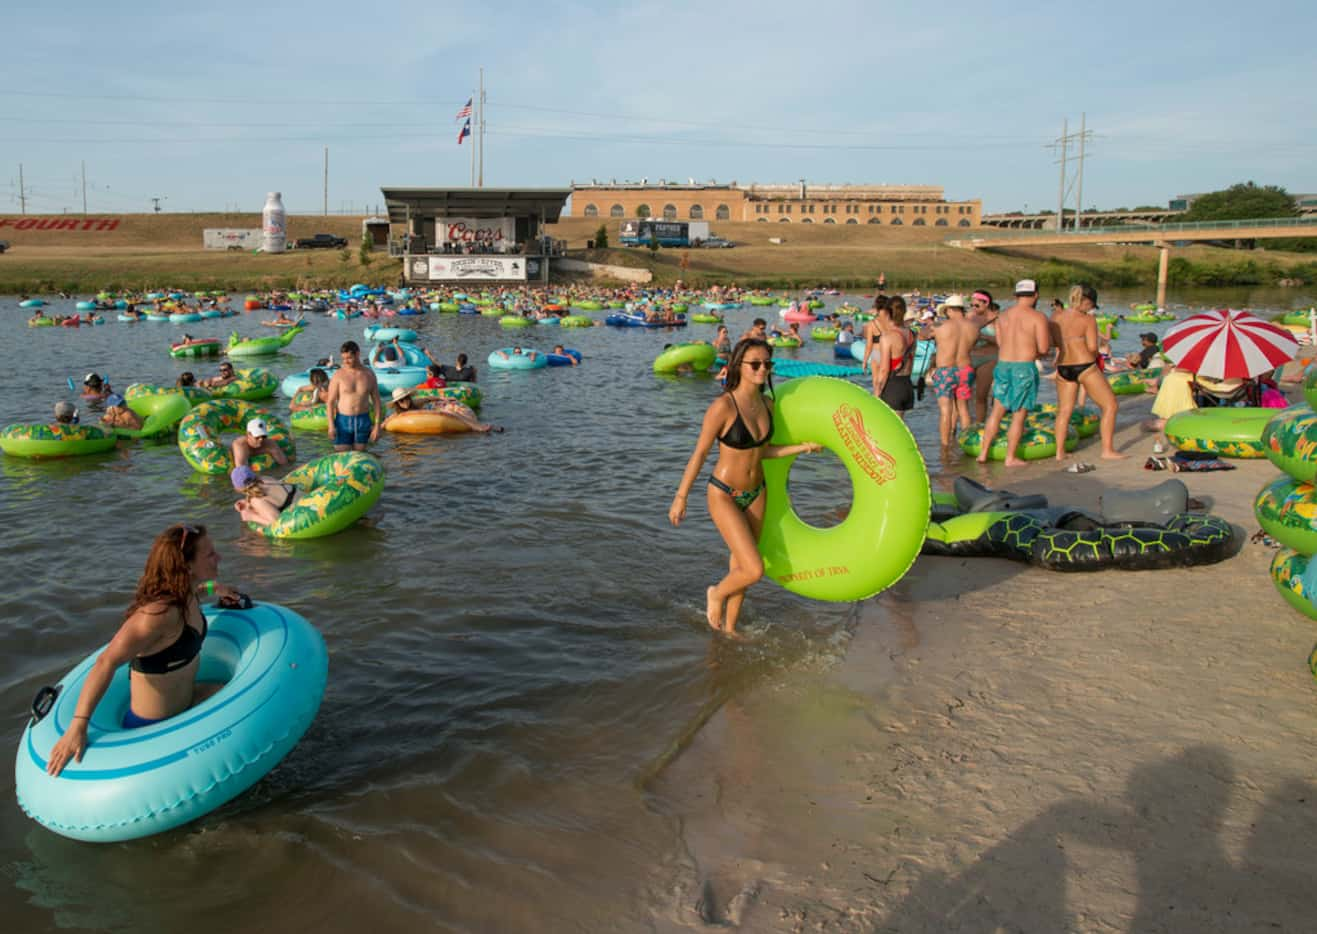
[
  {"xmin": 1014, "ymin": 279, "xmax": 1038, "ymax": 295},
  {"xmin": 246, "ymin": 418, "xmax": 269, "ymax": 438}
]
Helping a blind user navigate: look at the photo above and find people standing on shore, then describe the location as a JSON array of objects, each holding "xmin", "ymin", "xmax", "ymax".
[
  {"xmin": 924, "ymin": 295, "xmax": 978, "ymax": 447},
  {"xmin": 868, "ymin": 296, "xmax": 916, "ymax": 418},
  {"xmin": 976, "ymin": 280, "xmax": 1051, "ymax": 466},
  {"xmin": 668, "ymin": 339, "xmax": 823, "ymax": 637},
  {"xmin": 326, "ymin": 340, "xmax": 382, "ymax": 452},
  {"xmin": 1050, "ymin": 284, "xmax": 1126, "ymax": 462}
]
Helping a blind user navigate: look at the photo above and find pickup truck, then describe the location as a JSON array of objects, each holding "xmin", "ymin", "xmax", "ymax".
[
  {"xmin": 293, "ymin": 233, "xmax": 348, "ymax": 249},
  {"xmin": 0, "ymin": 240, "xmax": 9, "ymax": 254}
]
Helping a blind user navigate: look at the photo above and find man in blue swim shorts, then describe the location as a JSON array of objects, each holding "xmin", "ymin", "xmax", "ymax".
[
  {"xmin": 976, "ymin": 279, "xmax": 1051, "ymax": 466},
  {"xmin": 325, "ymin": 340, "xmax": 382, "ymax": 452}
]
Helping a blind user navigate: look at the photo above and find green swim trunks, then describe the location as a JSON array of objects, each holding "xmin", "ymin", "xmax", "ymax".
[{"xmin": 992, "ymin": 360, "xmax": 1039, "ymax": 411}]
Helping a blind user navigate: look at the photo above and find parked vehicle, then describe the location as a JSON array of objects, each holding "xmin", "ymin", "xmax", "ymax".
[{"xmin": 293, "ymin": 233, "xmax": 348, "ymax": 249}]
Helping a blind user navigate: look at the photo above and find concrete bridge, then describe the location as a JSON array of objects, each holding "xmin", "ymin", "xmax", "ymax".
[
  {"xmin": 947, "ymin": 216, "xmax": 1317, "ymax": 307},
  {"xmin": 982, "ymin": 209, "xmax": 1181, "ymax": 229}
]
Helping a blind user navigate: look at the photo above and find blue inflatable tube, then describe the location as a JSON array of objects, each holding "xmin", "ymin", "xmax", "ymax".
[
  {"xmin": 371, "ymin": 342, "xmax": 429, "ymax": 367},
  {"xmin": 395, "ymin": 307, "xmax": 424, "ymax": 316},
  {"xmin": 15, "ymin": 601, "xmax": 326, "ymax": 843},
  {"xmin": 488, "ymin": 347, "xmax": 548, "ymax": 370},
  {"xmin": 372, "ymin": 365, "xmax": 429, "ymax": 394},
  {"xmin": 538, "ymin": 316, "xmax": 561, "ymax": 327},
  {"xmin": 545, "ymin": 349, "xmax": 581, "ymax": 367},
  {"xmin": 363, "ymin": 326, "xmax": 418, "ymax": 343},
  {"xmin": 76, "ymin": 301, "xmax": 97, "ymax": 311},
  {"xmin": 200, "ymin": 309, "xmax": 223, "ymax": 319},
  {"xmin": 170, "ymin": 312, "xmax": 202, "ymax": 323},
  {"xmin": 458, "ymin": 303, "xmax": 478, "ymax": 315},
  {"xmin": 20, "ymin": 299, "xmax": 45, "ymax": 308},
  {"xmin": 834, "ymin": 342, "xmax": 857, "ymax": 359}
]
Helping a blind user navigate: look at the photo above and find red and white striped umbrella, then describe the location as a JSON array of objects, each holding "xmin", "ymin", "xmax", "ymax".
[{"xmin": 1159, "ymin": 308, "xmax": 1299, "ymax": 380}]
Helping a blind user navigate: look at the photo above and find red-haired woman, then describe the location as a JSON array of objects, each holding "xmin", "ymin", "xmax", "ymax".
[
  {"xmin": 669, "ymin": 338, "xmax": 823, "ymax": 636},
  {"xmin": 45, "ymin": 524, "xmax": 241, "ymax": 776}
]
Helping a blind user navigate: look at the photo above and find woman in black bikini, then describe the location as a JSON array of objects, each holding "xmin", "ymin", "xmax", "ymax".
[
  {"xmin": 871, "ymin": 296, "xmax": 916, "ymax": 418},
  {"xmin": 1051, "ymin": 284, "xmax": 1125, "ymax": 462},
  {"xmin": 669, "ymin": 339, "xmax": 823, "ymax": 636},
  {"xmin": 45, "ymin": 525, "xmax": 242, "ymax": 776}
]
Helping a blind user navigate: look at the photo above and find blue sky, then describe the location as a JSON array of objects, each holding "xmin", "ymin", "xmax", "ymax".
[{"xmin": 3, "ymin": 0, "xmax": 1314, "ymax": 216}]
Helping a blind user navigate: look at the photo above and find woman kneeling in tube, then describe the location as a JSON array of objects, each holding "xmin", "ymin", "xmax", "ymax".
[
  {"xmin": 45, "ymin": 524, "xmax": 242, "ymax": 776},
  {"xmin": 669, "ymin": 338, "xmax": 822, "ymax": 636}
]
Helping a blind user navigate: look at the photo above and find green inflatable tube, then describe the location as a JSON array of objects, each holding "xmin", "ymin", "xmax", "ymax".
[
  {"xmin": 500, "ymin": 316, "xmax": 532, "ymax": 328},
  {"xmin": 0, "ymin": 423, "xmax": 118, "ymax": 458},
  {"xmin": 116, "ymin": 391, "xmax": 192, "ymax": 440},
  {"xmin": 1254, "ymin": 475, "xmax": 1317, "ymax": 554},
  {"xmin": 1303, "ymin": 366, "xmax": 1317, "ymax": 411},
  {"xmin": 689, "ymin": 313, "xmax": 722, "ymax": 324},
  {"xmin": 576, "ymin": 300, "xmax": 603, "ymax": 311},
  {"xmin": 960, "ymin": 423, "xmax": 1077, "ymax": 461},
  {"xmin": 413, "ymin": 383, "xmax": 482, "ymax": 409},
  {"xmin": 227, "ymin": 322, "xmax": 305, "ymax": 357},
  {"xmin": 1165, "ymin": 407, "xmax": 1274, "ymax": 459},
  {"xmin": 1108, "ymin": 370, "xmax": 1158, "ymax": 396},
  {"xmin": 559, "ymin": 315, "xmax": 593, "ymax": 327},
  {"xmin": 811, "ymin": 327, "xmax": 839, "ymax": 341},
  {"xmin": 759, "ymin": 377, "xmax": 930, "ymax": 602},
  {"xmin": 1269, "ymin": 549, "xmax": 1317, "ymax": 621},
  {"xmin": 653, "ymin": 343, "xmax": 717, "ymax": 374},
  {"xmin": 178, "ymin": 399, "xmax": 294, "ymax": 475},
  {"xmin": 1261, "ymin": 404, "xmax": 1317, "ymax": 483},
  {"xmin": 768, "ymin": 336, "xmax": 802, "ymax": 348},
  {"xmin": 210, "ymin": 369, "xmax": 278, "ymax": 402},
  {"xmin": 247, "ymin": 451, "xmax": 385, "ymax": 539}
]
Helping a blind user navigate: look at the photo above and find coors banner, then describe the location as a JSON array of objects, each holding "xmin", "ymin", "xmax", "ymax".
[{"xmin": 440, "ymin": 217, "xmax": 514, "ymax": 250}]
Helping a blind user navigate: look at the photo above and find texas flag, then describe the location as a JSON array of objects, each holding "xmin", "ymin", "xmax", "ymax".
[
  {"xmin": 455, "ymin": 98, "xmax": 473, "ymax": 120},
  {"xmin": 458, "ymin": 118, "xmax": 471, "ymax": 145}
]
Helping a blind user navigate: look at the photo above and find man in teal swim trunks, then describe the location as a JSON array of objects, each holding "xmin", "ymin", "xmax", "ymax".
[{"xmin": 976, "ymin": 279, "xmax": 1051, "ymax": 466}]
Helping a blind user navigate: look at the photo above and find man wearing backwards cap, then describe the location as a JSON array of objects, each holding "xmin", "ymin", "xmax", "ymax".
[
  {"xmin": 923, "ymin": 294, "xmax": 979, "ymax": 447},
  {"xmin": 975, "ymin": 279, "xmax": 1051, "ymax": 466},
  {"xmin": 232, "ymin": 416, "xmax": 290, "ymax": 471}
]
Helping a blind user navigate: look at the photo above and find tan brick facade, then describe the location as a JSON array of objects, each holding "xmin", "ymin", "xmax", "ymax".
[{"xmin": 569, "ymin": 183, "xmax": 981, "ymax": 228}]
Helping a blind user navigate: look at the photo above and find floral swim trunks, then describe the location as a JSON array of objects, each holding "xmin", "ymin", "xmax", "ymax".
[{"xmin": 932, "ymin": 365, "xmax": 975, "ymax": 401}]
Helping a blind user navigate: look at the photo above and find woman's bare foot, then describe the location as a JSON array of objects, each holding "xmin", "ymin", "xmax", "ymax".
[
  {"xmin": 1101, "ymin": 450, "xmax": 1129, "ymax": 460},
  {"xmin": 1004, "ymin": 457, "xmax": 1027, "ymax": 467},
  {"xmin": 705, "ymin": 587, "xmax": 723, "ymax": 631}
]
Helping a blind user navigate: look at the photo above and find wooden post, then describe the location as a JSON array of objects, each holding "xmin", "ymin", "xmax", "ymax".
[{"xmin": 1156, "ymin": 243, "xmax": 1170, "ymax": 310}]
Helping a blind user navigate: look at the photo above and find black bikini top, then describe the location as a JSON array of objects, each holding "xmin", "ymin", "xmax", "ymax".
[
  {"xmin": 131, "ymin": 603, "xmax": 207, "ymax": 675},
  {"xmin": 719, "ymin": 395, "xmax": 772, "ymax": 449}
]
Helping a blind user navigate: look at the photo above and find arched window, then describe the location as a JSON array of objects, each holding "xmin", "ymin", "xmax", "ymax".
[
  {"xmin": 846, "ymin": 218, "xmax": 858, "ymax": 225},
  {"xmin": 890, "ymin": 218, "xmax": 903, "ymax": 226},
  {"xmin": 757, "ymin": 217, "xmax": 768, "ymax": 223},
  {"xmin": 779, "ymin": 217, "xmax": 791, "ymax": 222},
  {"xmin": 935, "ymin": 218, "xmax": 948, "ymax": 227},
  {"xmin": 867, "ymin": 217, "xmax": 882, "ymax": 224},
  {"xmin": 662, "ymin": 204, "xmax": 677, "ymax": 220},
  {"xmin": 801, "ymin": 217, "xmax": 814, "ymax": 224},
  {"xmin": 958, "ymin": 219, "xmax": 971, "ymax": 227},
  {"xmin": 823, "ymin": 217, "xmax": 836, "ymax": 224},
  {"xmin": 913, "ymin": 218, "xmax": 926, "ymax": 226},
  {"xmin": 610, "ymin": 204, "xmax": 624, "ymax": 218},
  {"xmin": 583, "ymin": 203, "xmax": 598, "ymax": 218},
  {"xmin": 716, "ymin": 204, "xmax": 730, "ymax": 220},
  {"xmin": 689, "ymin": 204, "xmax": 704, "ymax": 219},
  {"xmin": 636, "ymin": 204, "xmax": 651, "ymax": 218}
]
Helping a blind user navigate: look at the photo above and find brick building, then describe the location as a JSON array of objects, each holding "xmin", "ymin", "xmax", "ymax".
[{"xmin": 568, "ymin": 181, "xmax": 981, "ymax": 227}]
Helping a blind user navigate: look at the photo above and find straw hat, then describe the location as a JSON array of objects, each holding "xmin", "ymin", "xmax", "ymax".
[{"xmin": 390, "ymin": 386, "xmax": 415, "ymax": 404}]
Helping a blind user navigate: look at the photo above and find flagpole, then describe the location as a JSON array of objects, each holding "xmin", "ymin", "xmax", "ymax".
[
  {"xmin": 469, "ymin": 90, "xmax": 476, "ymax": 187},
  {"xmin": 478, "ymin": 66, "xmax": 485, "ymax": 188}
]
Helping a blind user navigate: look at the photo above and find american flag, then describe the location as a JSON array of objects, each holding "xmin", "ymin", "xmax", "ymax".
[
  {"xmin": 455, "ymin": 98, "xmax": 473, "ymax": 120},
  {"xmin": 458, "ymin": 119, "xmax": 471, "ymax": 145}
]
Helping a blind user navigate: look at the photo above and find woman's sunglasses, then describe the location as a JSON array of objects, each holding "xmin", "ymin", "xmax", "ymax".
[
  {"xmin": 743, "ymin": 360, "xmax": 774, "ymax": 372},
  {"xmin": 178, "ymin": 524, "xmax": 199, "ymax": 551}
]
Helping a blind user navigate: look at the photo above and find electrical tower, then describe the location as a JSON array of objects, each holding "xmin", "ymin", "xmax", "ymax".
[{"xmin": 1047, "ymin": 114, "xmax": 1095, "ymax": 231}]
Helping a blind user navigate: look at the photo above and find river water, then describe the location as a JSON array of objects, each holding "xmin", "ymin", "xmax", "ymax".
[{"xmin": 1, "ymin": 285, "xmax": 1311, "ymax": 932}]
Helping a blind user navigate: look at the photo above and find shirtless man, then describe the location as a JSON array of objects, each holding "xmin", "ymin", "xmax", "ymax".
[
  {"xmin": 325, "ymin": 340, "xmax": 382, "ymax": 451},
  {"xmin": 232, "ymin": 417, "xmax": 289, "ymax": 469},
  {"xmin": 199, "ymin": 361, "xmax": 237, "ymax": 389},
  {"xmin": 968, "ymin": 291, "xmax": 999, "ymax": 423},
  {"xmin": 976, "ymin": 280, "xmax": 1051, "ymax": 466},
  {"xmin": 1051, "ymin": 284, "xmax": 1126, "ymax": 462},
  {"xmin": 923, "ymin": 295, "xmax": 979, "ymax": 446},
  {"xmin": 740, "ymin": 318, "xmax": 768, "ymax": 342}
]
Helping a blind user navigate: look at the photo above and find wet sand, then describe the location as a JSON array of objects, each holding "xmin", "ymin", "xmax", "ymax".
[{"xmin": 649, "ymin": 394, "xmax": 1317, "ymax": 931}]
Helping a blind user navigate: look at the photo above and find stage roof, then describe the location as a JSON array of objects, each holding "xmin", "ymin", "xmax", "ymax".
[{"xmin": 381, "ymin": 187, "xmax": 572, "ymax": 224}]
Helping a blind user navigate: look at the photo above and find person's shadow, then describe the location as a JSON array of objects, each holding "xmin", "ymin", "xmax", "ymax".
[{"xmin": 876, "ymin": 745, "xmax": 1316, "ymax": 932}]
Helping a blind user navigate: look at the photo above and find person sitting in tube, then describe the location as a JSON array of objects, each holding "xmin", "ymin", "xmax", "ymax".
[
  {"xmin": 82, "ymin": 373, "xmax": 111, "ymax": 401},
  {"xmin": 836, "ymin": 322, "xmax": 856, "ymax": 346},
  {"xmin": 231, "ymin": 418, "xmax": 289, "ymax": 470},
  {"xmin": 440, "ymin": 353, "xmax": 476, "ymax": 383},
  {"xmin": 494, "ymin": 346, "xmax": 539, "ymax": 363},
  {"xmin": 232, "ymin": 465, "xmax": 297, "ymax": 527},
  {"xmin": 551, "ymin": 344, "xmax": 580, "ymax": 366},
  {"xmin": 44, "ymin": 524, "xmax": 243, "ymax": 776},
  {"xmin": 199, "ymin": 361, "xmax": 237, "ymax": 389},
  {"xmin": 100, "ymin": 392, "xmax": 143, "ymax": 431},
  {"xmin": 52, "ymin": 401, "xmax": 79, "ymax": 426},
  {"xmin": 418, "ymin": 364, "xmax": 447, "ymax": 389},
  {"xmin": 176, "ymin": 372, "xmax": 196, "ymax": 389},
  {"xmin": 388, "ymin": 386, "xmax": 501, "ymax": 433},
  {"xmin": 289, "ymin": 368, "xmax": 330, "ymax": 412}
]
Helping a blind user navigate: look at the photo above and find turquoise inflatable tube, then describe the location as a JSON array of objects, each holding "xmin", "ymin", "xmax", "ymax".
[
  {"xmin": 15, "ymin": 601, "xmax": 327, "ymax": 843},
  {"xmin": 170, "ymin": 312, "xmax": 202, "ymax": 323},
  {"xmin": 363, "ymin": 326, "xmax": 418, "ymax": 343},
  {"xmin": 75, "ymin": 301, "xmax": 97, "ymax": 311},
  {"xmin": 488, "ymin": 347, "xmax": 547, "ymax": 370}
]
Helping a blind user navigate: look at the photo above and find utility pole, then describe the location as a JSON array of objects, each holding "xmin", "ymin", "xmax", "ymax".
[
  {"xmin": 478, "ymin": 66, "xmax": 486, "ymax": 188},
  {"xmin": 1054, "ymin": 118, "xmax": 1068, "ymax": 232},
  {"xmin": 81, "ymin": 161, "xmax": 87, "ymax": 216},
  {"xmin": 150, "ymin": 197, "xmax": 165, "ymax": 213},
  {"xmin": 18, "ymin": 163, "xmax": 26, "ymax": 215},
  {"xmin": 1074, "ymin": 112, "xmax": 1091, "ymax": 230},
  {"xmin": 323, "ymin": 147, "xmax": 329, "ymax": 217}
]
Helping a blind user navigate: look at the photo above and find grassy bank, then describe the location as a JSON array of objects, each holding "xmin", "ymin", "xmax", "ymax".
[{"xmin": 2, "ymin": 213, "xmax": 1315, "ymax": 293}]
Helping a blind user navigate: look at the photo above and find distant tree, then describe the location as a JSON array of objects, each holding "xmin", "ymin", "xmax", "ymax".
[
  {"xmin": 1131, "ymin": 205, "xmax": 1163, "ymax": 212},
  {"xmin": 358, "ymin": 233, "xmax": 373, "ymax": 267},
  {"xmin": 647, "ymin": 234, "xmax": 659, "ymax": 253},
  {"xmin": 1181, "ymin": 182, "xmax": 1298, "ymax": 222},
  {"xmin": 593, "ymin": 223, "xmax": 609, "ymax": 250}
]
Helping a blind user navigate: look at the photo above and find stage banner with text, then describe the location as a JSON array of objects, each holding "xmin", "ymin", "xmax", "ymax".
[
  {"xmin": 427, "ymin": 256, "xmax": 527, "ymax": 281},
  {"xmin": 438, "ymin": 217, "xmax": 514, "ymax": 249}
]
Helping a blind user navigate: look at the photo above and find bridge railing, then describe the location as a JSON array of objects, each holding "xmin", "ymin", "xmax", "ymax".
[{"xmin": 960, "ymin": 216, "xmax": 1317, "ymax": 241}]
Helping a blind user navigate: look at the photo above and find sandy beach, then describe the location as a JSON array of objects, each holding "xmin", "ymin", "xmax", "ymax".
[{"xmin": 649, "ymin": 393, "xmax": 1317, "ymax": 932}]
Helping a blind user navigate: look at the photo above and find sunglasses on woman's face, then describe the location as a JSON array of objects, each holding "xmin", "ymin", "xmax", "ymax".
[
  {"xmin": 743, "ymin": 360, "xmax": 774, "ymax": 372},
  {"xmin": 179, "ymin": 524, "xmax": 199, "ymax": 551}
]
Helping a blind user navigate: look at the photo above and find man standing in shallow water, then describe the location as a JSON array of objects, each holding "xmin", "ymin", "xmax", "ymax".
[
  {"xmin": 976, "ymin": 279, "xmax": 1051, "ymax": 466},
  {"xmin": 924, "ymin": 295, "xmax": 979, "ymax": 447},
  {"xmin": 325, "ymin": 340, "xmax": 382, "ymax": 452}
]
